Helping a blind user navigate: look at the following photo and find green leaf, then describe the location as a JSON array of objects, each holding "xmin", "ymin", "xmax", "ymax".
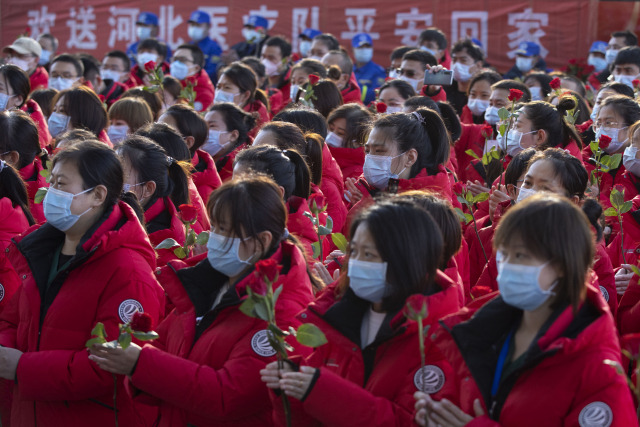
[
  {"xmin": 464, "ymin": 191, "xmax": 474, "ymax": 203},
  {"xmin": 39, "ymin": 168, "xmax": 51, "ymax": 181},
  {"xmin": 491, "ymin": 149, "xmax": 500, "ymax": 160},
  {"xmin": 589, "ymin": 141, "xmax": 599, "ymax": 154},
  {"xmin": 85, "ymin": 336, "xmax": 107, "ymax": 349},
  {"xmin": 454, "ymin": 207, "xmax": 467, "ymax": 222},
  {"xmin": 630, "ymin": 265, "xmax": 640, "ymax": 277},
  {"xmin": 34, "ymin": 187, "xmax": 48, "ymax": 204},
  {"xmin": 473, "ymin": 192, "xmax": 490, "ymax": 203},
  {"xmin": 173, "ymin": 247, "xmax": 187, "ymax": 259},
  {"xmin": 254, "ymin": 301, "xmax": 270, "ymax": 321},
  {"xmin": 481, "ymin": 152, "xmax": 491, "ymax": 166},
  {"xmin": 273, "ymin": 284, "xmax": 283, "ymax": 306},
  {"xmin": 498, "ymin": 107, "xmax": 510, "ymax": 121},
  {"xmin": 456, "ymin": 195, "xmax": 468, "ymax": 206},
  {"xmin": 90, "ymin": 322, "xmax": 107, "ymax": 340},
  {"xmin": 604, "ymin": 207, "xmax": 618, "ymax": 217},
  {"xmin": 611, "ymin": 188, "xmax": 624, "ymax": 209},
  {"xmin": 325, "ymin": 216, "xmax": 334, "ymax": 233},
  {"xmin": 318, "ymin": 225, "xmax": 331, "ymax": 236},
  {"xmin": 118, "ymin": 332, "xmax": 132, "ymax": 350},
  {"xmin": 331, "ymin": 233, "xmax": 348, "ymax": 253},
  {"xmin": 620, "ymin": 200, "xmax": 633, "ymax": 214},
  {"xmin": 464, "ymin": 213, "xmax": 474, "ymax": 224},
  {"xmin": 498, "ymin": 124, "xmax": 507, "ymax": 138},
  {"xmin": 303, "ymin": 211, "xmax": 313, "ymax": 220},
  {"xmin": 465, "ymin": 149, "xmax": 481, "ymax": 161},
  {"xmin": 267, "ymin": 323, "xmax": 288, "ymax": 337},
  {"xmin": 155, "ymin": 238, "xmax": 181, "ymax": 250},
  {"xmin": 295, "ymin": 323, "xmax": 328, "ymax": 347},
  {"xmin": 311, "ymin": 241, "xmax": 321, "ymax": 259},
  {"xmin": 195, "ymin": 231, "xmax": 209, "ymax": 246},
  {"xmin": 610, "ymin": 153, "xmax": 622, "ymax": 170},
  {"xmin": 601, "ymin": 154, "xmax": 611, "ymax": 166},
  {"xmin": 131, "ymin": 331, "xmax": 159, "ymax": 341},
  {"xmin": 239, "ymin": 298, "xmax": 257, "ymax": 318},
  {"xmin": 185, "ymin": 230, "xmax": 196, "ymax": 246}
]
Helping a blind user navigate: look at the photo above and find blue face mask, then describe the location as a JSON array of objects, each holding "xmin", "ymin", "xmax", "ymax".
[
  {"xmin": 497, "ymin": 253, "xmax": 556, "ymax": 311},
  {"xmin": 202, "ymin": 130, "xmax": 230, "ymax": 156},
  {"xmin": 214, "ymin": 90, "xmax": 238, "ymax": 105},
  {"xmin": 348, "ymin": 258, "xmax": 389, "ymax": 303},
  {"xmin": 43, "ymin": 186, "xmax": 95, "ymax": 231},
  {"xmin": 39, "ymin": 50, "xmax": 52, "ymax": 65},
  {"xmin": 206, "ymin": 230, "xmax": 254, "ymax": 277},
  {"xmin": 170, "ymin": 61, "xmax": 190, "ymax": 81},
  {"xmin": 363, "ymin": 152, "xmax": 406, "ymax": 190},
  {"xmin": 48, "ymin": 112, "xmax": 70, "ymax": 137}
]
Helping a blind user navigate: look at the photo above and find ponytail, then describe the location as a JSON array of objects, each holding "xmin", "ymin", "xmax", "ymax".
[
  {"xmin": 327, "ymin": 65, "xmax": 342, "ymax": 81},
  {"xmin": 167, "ymin": 159, "xmax": 192, "ymax": 208},
  {"xmin": 523, "ymin": 97, "xmax": 583, "ymax": 151},
  {"xmin": 582, "ymin": 198, "xmax": 603, "ymax": 242},
  {"xmin": 120, "ymin": 191, "xmax": 146, "ymax": 225},
  {"xmin": 283, "ymin": 150, "xmax": 311, "ymax": 198},
  {"xmin": 436, "ymin": 101, "xmax": 462, "ymax": 143},
  {"xmin": 254, "ymin": 88, "xmax": 270, "ymax": 112},
  {"xmin": 0, "ymin": 160, "xmax": 35, "ymax": 225},
  {"xmin": 304, "ymin": 133, "xmax": 324, "ymax": 185},
  {"xmin": 555, "ymin": 95, "xmax": 583, "ymax": 149}
]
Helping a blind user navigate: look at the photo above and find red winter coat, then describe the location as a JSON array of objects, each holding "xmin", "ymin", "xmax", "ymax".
[
  {"xmin": 29, "ymin": 66, "xmax": 48, "ymax": 91},
  {"xmin": 434, "ymin": 286, "xmax": 637, "ymax": 426},
  {"xmin": 594, "ymin": 239, "xmax": 618, "ymax": 318},
  {"xmin": 267, "ymin": 87, "xmax": 284, "ymax": 118},
  {"xmin": 21, "ymin": 99, "xmax": 52, "ymax": 149},
  {"xmin": 245, "ymin": 100, "xmax": 270, "ymax": 139},
  {"xmin": 192, "ymin": 149, "xmax": 222, "ymax": 206},
  {"xmin": 327, "ymin": 145, "xmax": 365, "ymax": 183},
  {"xmin": 182, "ymin": 70, "xmax": 215, "ymax": 112},
  {"xmin": 321, "ymin": 144, "xmax": 347, "ymax": 233},
  {"xmin": 0, "ymin": 198, "xmax": 30, "ymax": 250},
  {"xmin": 341, "ymin": 80, "xmax": 363, "ymax": 105},
  {"xmin": 129, "ymin": 239, "xmax": 314, "ymax": 426},
  {"xmin": 275, "ymin": 271, "xmax": 461, "ymax": 426},
  {"xmin": 187, "ymin": 177, "xmax": 211, "ymax": 234},
  {"xmin": 286, "ymin": 194, "xmax": 331, "ymax": 265},
  {"xmin": 618, "ymin": 273, "xmax": 640, "ymax": 334},
  {"xmin": 455, "ymin": 123, "xmax": 487, "ymax": 183},
  {"xmin": 216, "ymin": 142, "xmax": 248, "ymax": 182},
  {"xmin": 0, "ymin": 201, "xmax": 165, "ymax": 427},
  {"xmin": 127, "ymin": 62, "xmax": 171, "ymax": 88},
  {"xmin": 145, "ymin": 197, "xmax": 186, "ymax": 266},
  {"xmin": 19, "ymin": 158, "xmax": 48, "ymax": 224},
  {"xmin": 606, "ymin": 195, "xmax": 640, "ymax": 268}
]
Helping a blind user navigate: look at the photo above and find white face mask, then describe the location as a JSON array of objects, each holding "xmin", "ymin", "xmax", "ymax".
[
  {"xmin": 47, "ymin": 112, "xmax": 70, "ymax": 137},
  {"xmin": 0, "ymin": 93, "xmax": 14, "ymax": 112},
  {"xmin": 516, "ymin": 57, "xmax": 534, "ymax": 72},
  {"xmin": 100, "ymin": 69, "xmax": 122, "ymax": 83},
  {"xmin": 290, "ymin": 84, "xmax": 300, "ymax": 101},
  {"xmin": 588, "ymin": 55, "xmax": 608, "ymax": 73},
  {"xmin": 606, "ymin": 49, "xmax": 619, "ymax": 65},
  {"xmin": 137, "ymin": 26, "xmax": 153, "ymax": 40},
  {"xmin": 388, "ymin": 68, "xmax": 399, "ymax": 79},
  {"xmin": 484, "ymin": 106, "xmax": 500, "ymax": 125},
  {"xmin": 202, "ymin": 130, "xmax": 229, "ymax": 156},
  {"xmin": 596, "ymin": 126, "xmax": 628, "ymax": 154},
  {"xmin": 39, "ymin": 50, "xmax": 52, "ymax": 66},
  {"xmin": 516, "ymin": 185, "xmax": 537, "ymax": 204},
  {"xmin": 354, "ymin": 48, "xmax": 373, "ymax": 64},
  {"xmin": 506, "ymin": 130, "xmax": 537, "ymax": 157},
  {"xmin": 137, "ymin": 52, "xmax": 158, "ymax": 67},
  {"xmin": 623, "ymin": 146, "xmax": 640, "ymax": 177},
  {"xmin": 467, "ymin": 98, "xmax": 490, "ymax": 116},
  {"xmin": 452, "ymin": 62, "xmax": 472, "ymax": 82},
  {"xmin": 170, "ymin": 61, "xmax": 191, "ymax": 81},
  {"xmin": 420, "ymin": 46, "xmax": 438, "ymax": 58},
  {"xmin": 614, "ymin": 73, "xmax": 638, "ymax": 89},
  {"xmin": 261, "ymin": 58, "xmax": 279, "ymax": 77},
  {"xmin": 590, "ymin": 105, "xmax": 600, "ymax": 122},
  {"xmin": 363, "ymin": 152, "xmax": 406, "ymax": 190},
  {"xmin": 107, "ymin": 124, "xmax": 129, "ymax": 146},
  {"xmin": 325, "ymin": 131, "xmax": 343, "ymax": 148},
  {"xmin": 8, "ymin": 57, "xmax": 30, "ymax": 72},
  {"xmin": 188, "ymin": 26, "xmax": 207, "ymax": 42},
  {"xmin": 214, "ymin": 90, "xmax": 238, "ymax": 105},
  {"xmin": 242, "ymin": 28, "xmax": 261, "ymax": 43},
  {"xmin": 385, "ymin": 106, "xmax": 403, "ymax": 114},
  {"xmin": 399, "ymin": 75, "xmax": 421, "ymax": 92},
  {"xmin": 299, "ymin": 41, "xmax": 312, "ymax": 57},
  {"xmin": 49, "ymin": 77, "xmax": 76, "ymax": 91},
  {"xmin": 528, "ymin": 86, "xmax": 543, "ymax": 101}
]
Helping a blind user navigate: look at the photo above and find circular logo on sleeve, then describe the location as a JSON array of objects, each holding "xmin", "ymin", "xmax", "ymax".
[
  {"xmin": 251, "ymin": 330, "xmax": 277, "ymax": 357},
  {"xmin": 0, "ymin": 283, "xmax": 4, "ymax": 302},
  {"xmin": 578, "ymin": 402, "xmax": 612, "ymax": 427},
  {"xmin": 414, "ymin": 365, "xmax": 445, "ymax": 393},
  {"xmin": 118, "ymin": 299, "xmax": 143, "ymax": 323},
  {"xmin": 599, "ymin": 286, "xmax": 610, "ymax": 302}
]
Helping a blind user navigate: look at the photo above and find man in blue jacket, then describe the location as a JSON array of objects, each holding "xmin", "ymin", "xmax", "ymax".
[
  {"xmin": 352, "ymin": 33, "xmax": 386, "ymax": 105},
  {"xmin": 187, "ymin": 10, "xmax": 222, "ymax": 85}
]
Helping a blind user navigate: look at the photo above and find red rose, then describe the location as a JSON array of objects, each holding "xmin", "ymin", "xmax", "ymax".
[
  {"xmin": 622, "ymin": 333, "xmax": 640, "ymax": 359},
  {"xmin": 614, "ymin": 184, "xmax": 626, "ymax": 195},
  {"xmin": 470, "ymin": 285, "xmax": 495, "ymax": 299},
  {"xmin": 384, "ymin": 76, "xmax": 394, "ymax": 81},
  {"xmin": 403, "ymin": 294, "xmax": 429, "ymax": 320},
  {"xmin": 98, "ymin": 94, "xmax": 106, "ymax": 103},
  {"xmin": 144, "ymin": 60, "xmax": 157, "ymax": 73},
  {"xmin": 376, "ymin": 102, "xmax": 387, "ymax": 113},
  {"xmin": 634, "ymin": 79, "xmax": 640, "ymax": 89},
  {"xmin": 481, "ymin": 124, "xmax": 494, "ymax": 139},
  {"xmin": 129, "ymin": 311, "xmax": 153, "ymax": 332},
  {"xmin": 549, "ymin": 77, "xmax": 561, "ymax": 90},
  {"xmin": 598, "ymin": 134, "xmax": 612, "ymax": 149},
  {"xmin": 508, "ymin": 89, "xmax": 524, "ymax": 102},
  {"xmin": 178, "ymin": 204, "xmax": 198, "ymax": 223},
  {"xmin": 453, "ymin": 181, "xmax": 466, "ymax": 195},
  {"xmin": 308, "ymin": 192, "xmax": 325, "ymax": 214},
  {"xmin": 308, "ymin": 74, "xmax": 320, "ymax": 86},
  {"xmin": 255, "ymin": 258, "xmax": 282, "ymax": 284},
  {"xmin": 568, "ymin": 58, "xmax": 578, "ymax": 65},
  {"xmin": 238, "ymin": 273, "xmax": 269, "ymax": 296}
]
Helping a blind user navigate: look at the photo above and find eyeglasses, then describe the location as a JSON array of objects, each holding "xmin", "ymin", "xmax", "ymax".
[
  {"xmin": 172, "ymin": 57, "xmax": 193, "ymax": 64},
  {"xmin": 593, "ymin": 120, "xmax": 621, "ymax": 130}
]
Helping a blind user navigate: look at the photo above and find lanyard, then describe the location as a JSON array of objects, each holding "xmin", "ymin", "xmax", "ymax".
[{"xmin": 491, "ymin": 328, "xmax": 515, "ymax": 398}]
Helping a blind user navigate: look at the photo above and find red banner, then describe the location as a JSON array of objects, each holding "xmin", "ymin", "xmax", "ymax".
[{"xmin": 1, "ymin": 0, "xmax": 598, "ymax": 73}]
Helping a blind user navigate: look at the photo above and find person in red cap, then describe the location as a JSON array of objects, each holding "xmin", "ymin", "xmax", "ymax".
[{"xmin": 3, "ymin": 37, "xmax": 48, "ymax": 91}]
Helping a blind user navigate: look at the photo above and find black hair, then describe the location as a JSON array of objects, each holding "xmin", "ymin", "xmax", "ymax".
[
  {"xmin": 492, "ymin": 80, "xmax": 532, "ymax": 103},
  {"xmin": 138, "ymin": 39, "xmax": 164, "ymax": 57},
  {"xmin": 600, "ymin": 81, "xmax": 635, "ymax": 98},
  {"xmin": 118, "ymin": 135, "xmax": 191, "ymax": 209},
  {"xmin": 30, "ymin": 88, "xmax": 57, "ymax": 118},
  {"xmin": 402, "ymin": 49, "xmax": 437, "ymax": 68},
  {"xmin": 0, "ymin": 110, "xmax": 42, "ymax": 169},
  {"xmin": 52, "ymin": 86, "xmax": 107, "ymax": 137},
  {"xmin": 313, "ymin": 34, "xmax": 340, "ymax": 51},
  {"xmin": 377, "ymin": 79, "xmax": 416, "ymax": 102},
  {"xmin": 207, "ymin": 102, "xmax": 257, "ymax": 147},
  {"xmin": 290, "ymin": 59, "xmax": 328, "ymax": 79},
  {"xmin": 121, "ymin": 87, "xmax": 163, "ymax": 121},
  {"xmin": 549, "ymin": 89, "xmax": 592, "ymax": 125},
  {"xmin": 240, "ymin": 57, "xmax": 266, "ymax": 79},
  {"xmin": 0, "ymin": 160, "xmax": 35, "ymax": 225},
  {"xmin": 452, "ymin": 39, "xmax": 483, "ymax": 63},
  {"xmin": 436, "ymin": 102, "xmax": 462, "ymax": 143},
  {"xmin": 51, "ymin": 54, "xmax": 84, "ymax": 77},
  {"xmin": 162, "ymin": 104, "xmax": 208, "ymax": 155},
  {"xmin": 612, "ymin": 30, "xmax": 638, "ymax": 47},
  {"xmin": 0, "ymin": 65, "xmax": 30, "ymax": 108},
  {"xmin": 326, "ymin": 50, "xmax": 353, "ymax": 76},
  {"xmin": 504, "ymin": 148, "xmax": 537, "ymax": 187},
  {"xmin": 614, "ymin": 46, "xmax": 640, "ymax": 68},
  {"xmin": 326, "ymin": 104, "xmax": 374, "ymax": 149},
  {"xmin": 38, "ymin": 33, "xmax": 59, "ymax": 52},
  {"xmin": 235, "ymin": 145, "xmax": 310, "ymax": 199},
  {"xmin": 582, "ymin": 198, "xmax": 604, "ymax": 242},
  {"xmin": 298, "ymin": 78, "xmax": 344, "ymax": 118},
  {"xmin": 264, "ymin": 36, "xmax": 292, "ymax": 58},
  {"xmin": 371, "ymin": 107, "xmax": 450, "ymax": 176},
  {"xmin": 175, "ymin": 44, "xmax": 205, "ymax": 68},
  {"xmin": 523, "ymin": 72, "xmax": 554, "ymax": 99},
  {"xmin": 418, "ymin": 28, "xmax": 448, "ymax": 50},
  {"xmin": 404, "ymin": 96, "xmax": 441, "ymax": 114},
  {"xmin": 77, "ymin": 53, "xmax": 101, "ymax": 84},
  {"xmin": 601, "ymin": 94, "xmax": 640, "ymax": 127},
  {"xmin": 105, "ymin": 50, "xmax": 131, "ymax": 71},
  {"xmin": 134, "ymin": 122, "xmax": 191, "ymax": 162},
  {"xmin": 527, "ymin": 148, "xmax": 588, "ymax": 199},
  {"xmin": 53, "ymin": 140, "xmax": 144, "ymax": 222},
  {"xmin": 390, "ymin": 46, "xmax": 412, "ymax": 62},
  {"xmin": 272, "ymin": 107, "xmax": 328, "ymax": 139},
  {"xmin": 468, "ymin": 70, "xmax": 502, "ymax": 97},
  {"xmin": 522, "ymin": 96, "xmax": 583, "ymax": 149}
]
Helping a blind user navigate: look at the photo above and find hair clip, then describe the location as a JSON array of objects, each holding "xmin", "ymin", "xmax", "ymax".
[
  {"xmin": 0, "ymin": 159, "xmax": 5, "ymax": 173},
  {"xmin": 166, "ymin": 156, "xmax": 174, "ymax": 166},
  {"xmin": 412, "ymin": 111, "xmax": 425, "ymax": 124}
]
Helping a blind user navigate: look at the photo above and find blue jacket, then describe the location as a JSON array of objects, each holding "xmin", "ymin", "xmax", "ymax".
[
  {"xmin": 126, "ymin": 40, "xmax": 173, "ymax": 67},
  {"xmin": 194, "ymin": 36, "xmax": 222, "ymax": 85},
  {"xmin": 354, "ymin": 60, "xmax": 386, "ymax": 105}
]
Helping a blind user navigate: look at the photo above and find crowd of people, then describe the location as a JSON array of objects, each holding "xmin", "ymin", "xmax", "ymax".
[{"xmin": 0, "ymin": 8, "xmax": 640, "ymax": 426}]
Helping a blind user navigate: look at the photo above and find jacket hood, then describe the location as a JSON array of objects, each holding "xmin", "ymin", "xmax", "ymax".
[{"xmin": 0, "ymin": 198, "xmax": 30, "ymax": 241}]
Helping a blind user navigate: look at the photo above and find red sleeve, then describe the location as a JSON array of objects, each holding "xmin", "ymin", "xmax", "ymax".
[
  {"xmin": 617, "ymin": 276, "xmax": 640, "ymax": 334},
  {"xmin": 428, "ymin": 87, "xmax": 447, "ymax": 103},
  {"xmin": 593, "ymin": 243, "xmax": 618, "ymax": 317}
]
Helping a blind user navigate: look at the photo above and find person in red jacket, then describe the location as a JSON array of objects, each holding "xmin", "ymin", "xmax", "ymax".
[
  {"xmin": 3, "ymin": 37, "xmax": 49, "ymax": 91},
  {"xmin": 415, "ymin": 194, "xmax": 637, "ymax": 426},
  {"xmin": 321, "ymin": 50, "xmax": 363, "ymax": 105},
  {"xmin": 459, "ymin": 70, "xmax": 502, "ymax": 125},
  {"xmin": 89, "ymin": 175, "xmax": 316, "ymax": 426},
  {"xmin": 0, "ymin": 110, "xmax": 49, "ymax": 223},
  {"xmin": 326, "ymin": 104, "xmax": 373, "ymax": 182},
  {"xmin": 203, "ymin": 102, "xmax": 256, "ymax": 182},
  {"xmin": 169, "ymin": 44, "xmax": 215, "ymax": 112},
  {"xmin": 235, "ymin": 145, "xmax": 332, "ymax": 267},
  {"xmin": 261, "ymin": 199, "xmax": 461, "ymax": 426},
  {"xmin": 344, "ymin": 108, "xmax": 454, "ymax": 232},
  {"xmin": 159, "ymin": 104, "xmax": 222, "ymax": 204},
  {"xmin": 106, "ymin": 97, "xmax": 154, "ymax": 146},
  {"xmin": 0, "ymin": 141, "xmax": 165, "ymax": 427},
  {"xmin": 117, "ymin": 135, "xmax": 192, "ymax": 266}
]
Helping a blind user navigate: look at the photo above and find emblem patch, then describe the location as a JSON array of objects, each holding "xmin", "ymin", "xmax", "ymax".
[
  {"xmin": 251, "ymin": 330, "xmax": 277, "ymax": 357},
  {"xmin": 118, "ymin": 299, "xmax": 143, "ymax": 323},
  {"xmin": 599, "ymin": 286, "xmax": 609, "ymax": 302},
  {"xmin": 414, "ymin": 365, "xmax": 445, "ymax": 393},
  {"xmin": 579, "ymin": 402, "xmax": 613, "ymax": 427},
  {"xmin": 0, "ymin": 283, "xmax": 4, "ymax": 302}
]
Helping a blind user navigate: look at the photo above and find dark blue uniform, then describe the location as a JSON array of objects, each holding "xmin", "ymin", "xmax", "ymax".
[
  {"xmin": 354, "ymin": 60, "xmax": 386, "ymax": 105},
  {"xmin": 126, "ymin": 40, "xmax": 172, "ymax": 67},
  {"xmin": 194, "ymin": 36, "xmax": 222, "ymax": 85}
]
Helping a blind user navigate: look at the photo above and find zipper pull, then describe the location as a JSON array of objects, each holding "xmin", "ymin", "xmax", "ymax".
[{"xmin": 489, "ymin": 400, "xmax": 497, "ymax": 418}]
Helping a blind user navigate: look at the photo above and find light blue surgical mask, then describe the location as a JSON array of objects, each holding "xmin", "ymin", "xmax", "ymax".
[
  {"xmin": 588, "ymin": 55, "xmax": 608, "ymax": 73},
  {"xmin": 363, "ymin": 152, "xmax": 406, "ymax": 190},
  {"xmin": 0, "ymin": 93, "xmax": 14, "ymax": 112},
  {"xmin": 606, "ymin": 49, "xmax": 619, "ymax": 65},
  {"xmin": 290, "ymin": 84, "xmax": 301, "ymax": 101},
  {"xmin": 107, "ymin": 124, "xmax": 129, "ymax": 146},
  {"xmin": 623, "ymin": 145, "xmax": 640, "ymax": 177},
  {"xmin": 420, "ymin": 46, "xmax": 438, "ymax": 57},
  {"xmin": 202, "ymin": 130, "xmax": 229, "ymax": 156},
  {"xmin": 596, "ymin": 126, "xmax": 628, "ymax": 154},
  {"xmin": 214, "ymin": 90, "xmax": 238, "ymax": 105},
  {"xmin": 590, "ymin": 105, "xmax": 599, "ymax": 122},
  {"xmin": 516, "ymin": 185, "xmax": 537, "ymax": 204},
  {"xmin": 299, "ymin": 40, "xmax": 312, "ymax": 57},
  {"xmin": 497, "ymin": 255, "xmax": 556, "ymax": 311},
  {"xmin": 170, "ymin": 61, "xmax": 190, "ymax": 81},
  {"xmin": 43, "ymin": 186, "xmax": 95, "ymax": 231},
  {"xmin": 506, "ymin": 130, "xmax": 537, "ymax": 157},
  {"xmin": 348, "ymin": 258, "xmax": 389, "ymax": 303},
  {"xmin": 529, "ymin": 86, "xmax": 543, "ymax": 101},
  {"xmin": 206, "ymin": 230, "xmax": 254, "ymax": 277},
  {"xmin": 39, "ymin": 50, "xmax": 52, "ymax": 65},
  {"xmin": 48, "ymin": 112, "xmax": 70, "ymax": 137},
  {"xmin": 484, "ymin": 106, "xmax": 500, "ymax": 125}
]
